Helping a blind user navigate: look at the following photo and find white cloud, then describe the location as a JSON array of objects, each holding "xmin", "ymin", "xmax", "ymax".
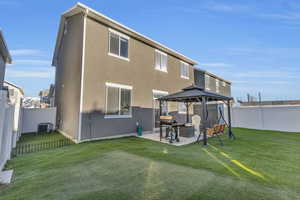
[
  {"xmin": 12, "ymin": 59, "xmax": 51, "ymax": 66},
  {"xmin": 6, "ymin": 69, "xmax": 54, "ymax": 78},
  {"xmin": 234, "ymin": 71, "xmax": 298, "ymax": 79},
  {"xmin": 206, "ymin": 3, "xmax": 250, "ymax": 12},
  {"xmin": 10, "ymin": 49, "xmax": 44, "ymax": 56},
  {"xmin": 258, "ymin": 12, "xmax": 300, "ymax": 21},
  {"xmin": 200, "ymin": 63, "xmax": 231, "ymax": 67}
]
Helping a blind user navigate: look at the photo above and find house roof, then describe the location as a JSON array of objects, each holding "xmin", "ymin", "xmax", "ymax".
[
  {"xmin": 194, "ymin": 67, "xmax": 231, "ymax": 84},
  {"xmin": 4, "ymin": 81, "xmax": 24, "ymax": 95},
  {"xmin": 158, "ymin": 85, "xmax": 232, "ymax": 102},
  {"xmin": 0, "ymin": 30, "xmax": 12, "ymax": 64},
  {"xmin": 52, "ymin": 2, "xmax": 198, "ymax": 67}
]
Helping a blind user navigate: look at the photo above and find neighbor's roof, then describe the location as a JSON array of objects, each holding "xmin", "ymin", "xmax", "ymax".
[
  {"xmin": 194, "ymin": 67, "xmax": 231, "ymax": 84},
  {"xmin": 0, "ymin": 30, "xmax": 12, "ymax": 64},
  {"xmin": 158, "ymin": 85, "xmax": 232, "ymax": 102},
  {"xmin": 52, "ymin": 2, "xmax": 198, "ymax": 66},
  {"xmin": 4, "ymin": 81, "xmax": 24, "ymax": 95}
]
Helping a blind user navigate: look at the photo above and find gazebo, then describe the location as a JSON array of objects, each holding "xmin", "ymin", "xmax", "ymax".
[{"xmin": 157, "ymin": 85, "xmax": 234, "ymax": 145}]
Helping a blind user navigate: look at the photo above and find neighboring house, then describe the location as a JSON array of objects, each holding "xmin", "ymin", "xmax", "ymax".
[
  {"xmin": 194, "ymin": 68, "xmax": 231, "ymax": 97},
  {"xmin": 193, "ymin": 68, "xmax": 231, "ymax": 127},
  {"xmin": 22, "ymin": 97, "xmax": 40, "ymax": 108},
  {"xmin": 39, "ymin": 84, "xmax": 55, "ymax": 108},
  {"xmin": 3, "ymin": 81, "xmax": 24, "ymax": 147},
  {"xmin": 0, "ymin": 31, "xmax": 12, "ymax": 90},
  {"xmin": 52, "ymin": 3, "xmax": 230, "ymax": 143}
]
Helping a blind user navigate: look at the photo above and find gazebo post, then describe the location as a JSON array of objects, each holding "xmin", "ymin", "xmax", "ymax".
[
  {"xmin": 227, "ymin": 100, "xmax": 233, "ymax": 139},
  {"xmin": 202, "ymin": 97, "xmax": 208, "ymax": 146},
  {"xmin": 159, "ymin": 100, "xmax": 162, "ymax": 141},
  {"xmin": 185, "ymin": 102, "xmax": 189, "ymax": 123}
]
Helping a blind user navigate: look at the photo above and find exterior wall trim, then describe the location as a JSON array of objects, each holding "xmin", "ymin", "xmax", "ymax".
[
  {"xmin": 57, "ymin": 129, "xmax": 79, "ymax": 144},
  {"xmin": 78, "ymin": 11, "xmax": 88, "ymax": 142},
  {"xmin": 79, "ymin": 131, "xmax": 153, "ymax": 143}
]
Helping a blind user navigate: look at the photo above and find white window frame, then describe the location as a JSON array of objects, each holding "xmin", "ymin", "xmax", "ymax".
[
  {"xmin": 180, "ymin": 61, "xmax": 189, "ymax": 79},
  {"xmin": 205, "ymin": 74, "xmax": 210, "ymax": 91},
  {"xmin": 216, "ymin": 79, "xmax": 220, "ymax": 93},
  {"xmin": 105, "ymin": 82, "xmax": 133, "ymax": 119},
  {"xmin": 222, "ymin": 81, "xmax": 226, "ymax": 87},
  {"xmin": 155, "ymin": 49, "xmax": 168, "ymax": 72},
  {"xmin": 108, "ymin": 28, "xmax": 130, "ymax": 61}
]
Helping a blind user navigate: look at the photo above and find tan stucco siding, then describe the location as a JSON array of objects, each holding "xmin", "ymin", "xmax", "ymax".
[
  {"xmin": 80, "ymin": 17, "xmax": 194, "ymax": 139},
  {"xmin": 55, "ymin": 14, "xmax": 84, "ymax": 141},
  {"xmin": 0, "ymin": 56, "xmax": 5, "ymax": 89},
  {"xmin": 83, "ymin": 17, "xmax": 194, "ymax": 112}
]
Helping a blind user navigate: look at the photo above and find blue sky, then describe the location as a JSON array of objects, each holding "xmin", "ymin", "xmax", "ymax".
[{"xmin": 1, "ymin": 0, "xmax": 300, "ymax": 100}]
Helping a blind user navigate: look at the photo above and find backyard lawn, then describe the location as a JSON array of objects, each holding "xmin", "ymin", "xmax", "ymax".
[{"xmin": 1, "ymin": 128, "xmax": 300, "ymax": 200}]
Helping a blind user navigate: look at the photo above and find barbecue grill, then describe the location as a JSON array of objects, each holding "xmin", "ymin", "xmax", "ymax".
[{"xmin": 159, "ymin": 116, "xmax": 184, "ymax": 143}]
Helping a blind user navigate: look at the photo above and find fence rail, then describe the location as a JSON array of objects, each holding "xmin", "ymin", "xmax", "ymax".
[{"xmin": 12, "ymin": 138, "xmax": 73, "ymax": 157}]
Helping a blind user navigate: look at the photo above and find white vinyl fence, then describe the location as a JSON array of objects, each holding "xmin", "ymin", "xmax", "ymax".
[
  {"xmin": 231, "ymin": 105, "xmax": 300, "ymax": 132},
  {"xmin": 21, "ymin": 107, "xmax": 56, "ymax": 134},
  {"xmin": 0, "ymin": 91, "xmax": 14, "ymax": 171}
]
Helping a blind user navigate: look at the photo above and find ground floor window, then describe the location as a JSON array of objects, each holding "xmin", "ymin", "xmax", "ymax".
[
  {"xmin": 178, "ymin": 102, "xmax": 187, "ymax": 114},
  {"xmin": 106, "ymin": 83, "xmax": 132, "ymax": 117}
]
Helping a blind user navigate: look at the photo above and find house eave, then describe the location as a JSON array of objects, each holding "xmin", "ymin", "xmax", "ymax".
[
  {"xmin": 52, "ymin": 2, "xmax": 198, "ymax": 67},
  {"xmin": 0, "ymin": 30, "xmax": 12, "ymax": 64}
]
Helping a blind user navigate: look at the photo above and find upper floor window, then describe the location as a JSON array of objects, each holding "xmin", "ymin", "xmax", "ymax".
[
  {"xmin": 216, "ymin": 79, "xmax": 220, "ymax": 93},
  {"xmin": 205, "ymin": 74, "xmax": 210, "ymax": 91},
  {"xmin": 109, "ymin": 29, "xmax": 129, "ymax": 60},
  {"xmin": 222, "ymin": 81, "xmax": 226, "ymax": 87},
  {"xmin": 105, "ymin": 82, "xmax": 132, "ymax": 118},
  {"xmin": 180, "ymin": 61, "xmax": 189, "ymax": 79},
  {"xmin": 155, "ymin": 50, "xmax": 167, "ymax": 72}
]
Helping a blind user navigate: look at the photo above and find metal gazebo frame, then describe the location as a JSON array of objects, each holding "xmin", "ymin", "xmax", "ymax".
[{"xmin": 157, "ymin": 85, "xmax": 234, "ymax": 145}]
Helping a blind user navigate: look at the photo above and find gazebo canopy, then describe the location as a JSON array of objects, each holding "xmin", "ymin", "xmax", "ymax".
[{"xmin": 158, "ymin": 85, "xmax": 233, "ymax": 102}]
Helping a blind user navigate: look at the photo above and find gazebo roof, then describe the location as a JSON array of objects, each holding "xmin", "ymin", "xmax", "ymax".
[{"xmin": 158, "ymin": 85, "xmax": 233, "ymax": 102}]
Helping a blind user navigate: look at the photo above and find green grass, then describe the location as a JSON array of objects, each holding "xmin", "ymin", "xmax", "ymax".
[{"xmin": 1, "ymin": 128, "xmax": 300, "ymax": 200}]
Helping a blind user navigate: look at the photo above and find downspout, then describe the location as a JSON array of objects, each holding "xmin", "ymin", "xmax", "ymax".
[{"xmin": 78, "ymin": 9, "xmax": 88, "ymax": 143}]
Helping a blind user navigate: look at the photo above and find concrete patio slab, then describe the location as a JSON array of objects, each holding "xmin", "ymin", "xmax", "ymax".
[{"xmin": 138, "ymin": 131, "xmax": 204, "ymax": 146}]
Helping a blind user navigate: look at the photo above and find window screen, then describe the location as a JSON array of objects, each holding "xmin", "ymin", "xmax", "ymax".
[
  {"xmin": 120, "ymin": 38, "xmax": 128, "ymax": 58},
  {"xmin": 106, "ymin": 87, "xmax": 119, "ymax": 115},
  {"xmin": 106, "ymin": 85, "xmax": 132, "ymax": 116},
  {"xmin": 120, "ymin": 88, "xmax": 131, "ymax": 115},
  {"xmin": 155, "ymin": 50, "xmax": 167, "ymax": 71},
  {"xmin": 109, "ymin": 31, "xmax": 129, "ymax": 59},
  {"xmin": 109, "ymin": 32, "xmax": 120, "ymax": 56},
  {"xmin": 181, "ymin": 62, "xmax": 189, "ymax": 78}
]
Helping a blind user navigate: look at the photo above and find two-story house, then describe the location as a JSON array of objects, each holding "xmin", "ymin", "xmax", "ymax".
[
  {"xmin": 52, "ymin": 3, "xmax": 231, "ymax": 143},
  {"xmin": 0, "ymin": 31, "xmax": 12, "ymax": 90}
]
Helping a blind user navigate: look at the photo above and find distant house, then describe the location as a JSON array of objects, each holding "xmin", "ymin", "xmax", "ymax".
[
  {"xmin": 52, "ymin": 3, "xmax": 231, "ymax": 143},
  {"xmin": 0, "ymin": 31, "xmax": 12, "ymax": 90},
  {"xmin": 39, "ymin": 84, "xmax": 55, "ymax": 108},
  {"xmin": 3, "ymin": 81, "xmax": 24, "ymax": 147}
]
